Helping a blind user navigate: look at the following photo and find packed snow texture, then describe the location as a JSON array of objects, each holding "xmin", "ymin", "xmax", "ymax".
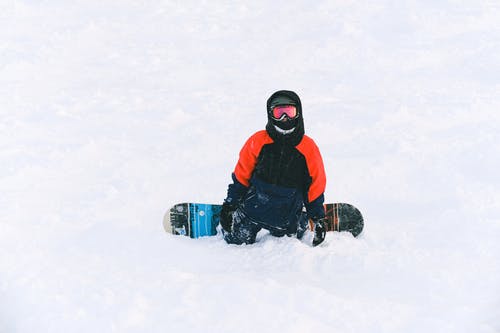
[{"xmin": 1, "ymin": 1, "xmax": 500, "ymax": 332}]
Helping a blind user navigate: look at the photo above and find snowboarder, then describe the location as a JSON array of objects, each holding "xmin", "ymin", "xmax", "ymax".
[{"xmin": 220, "ymin": 90, "xmax": 327, "ymax": 246}]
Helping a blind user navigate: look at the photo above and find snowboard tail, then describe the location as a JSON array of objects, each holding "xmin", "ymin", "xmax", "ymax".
[
  {"xmin": 164, "ymin": 202, "xmax": 363, "ymax": 239},
  {"xmin": 166, "ymin": 203, "xmax": 222, "ymax": 238},
  {"xmin": 323, "ymin": 203, "xmax": 364, "ymax": 237}
]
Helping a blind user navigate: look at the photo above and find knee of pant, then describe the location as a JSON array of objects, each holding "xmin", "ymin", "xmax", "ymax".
[
  {"xmin": 224, "ymin": 232, "xmax": 256, "ymax": 245},
  {"xmin": 224, "ymin": 222, "xmax": 259, "ymax": 245}
]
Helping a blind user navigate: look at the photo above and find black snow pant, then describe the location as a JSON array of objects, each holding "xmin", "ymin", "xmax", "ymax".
[{"xmin": 223, "ymin": 209, "xmax": 308, "ymax": 245}]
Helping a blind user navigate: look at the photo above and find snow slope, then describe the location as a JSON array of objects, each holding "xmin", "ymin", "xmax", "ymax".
[{"xmin": 1, "ymin": 1, "xmax": 500, "ymax": 332}]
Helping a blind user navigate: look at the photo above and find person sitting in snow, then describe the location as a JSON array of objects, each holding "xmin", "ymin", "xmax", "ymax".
[{"xmin": 220, "ymin": 90, "xmax": 327, "ymax": 246}]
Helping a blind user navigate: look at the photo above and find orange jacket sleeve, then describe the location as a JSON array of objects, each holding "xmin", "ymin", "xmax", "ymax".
[
  {"xmin": 296, "ymin": 135, "xmax": 327, "ymax": 203},
  {"xmin": 233, "ymin": 131, "xmax": 274, "ymax": 187}
]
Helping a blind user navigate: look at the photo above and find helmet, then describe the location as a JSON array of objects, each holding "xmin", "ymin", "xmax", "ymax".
[{"xmin": 265, "ymin": 90, "xmax": 305, "ymax": 145}]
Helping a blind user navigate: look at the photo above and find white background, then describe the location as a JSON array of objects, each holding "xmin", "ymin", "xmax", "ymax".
[{"xmin": 1, "ymin": 1, "xmax": 499, "ymax": 332}]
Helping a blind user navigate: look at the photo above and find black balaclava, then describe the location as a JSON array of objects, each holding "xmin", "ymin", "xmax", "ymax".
[{"xmin": 266, "ymin": 90, "xmax": 305, "ymax": 146}]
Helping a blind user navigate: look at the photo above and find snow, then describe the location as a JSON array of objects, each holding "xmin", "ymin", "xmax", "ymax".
[{"xmin": 1, "ymin": 1, "xmax": 500, "ymax": 332}]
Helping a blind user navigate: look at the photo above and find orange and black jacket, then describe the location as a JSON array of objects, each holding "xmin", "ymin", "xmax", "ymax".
[{"xmin": 225, "ymin": 90, "xmax": 327, "ymax": 231}]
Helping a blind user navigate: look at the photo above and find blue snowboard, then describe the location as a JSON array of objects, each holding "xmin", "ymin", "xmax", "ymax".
[{"xmin": 163, "ymin": 202, "xmax": 363, "ymax": 238}]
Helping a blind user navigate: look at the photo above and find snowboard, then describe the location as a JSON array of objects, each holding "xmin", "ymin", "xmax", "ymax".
[{"xmin": 163, "ymin": 203, "xmax": 364, "ymax": 239}]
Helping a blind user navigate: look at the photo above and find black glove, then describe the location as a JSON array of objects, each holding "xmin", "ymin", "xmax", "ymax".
[
  {"xmin": 220, "ymin": 202, "xmax": 237, "ymax": 232},
  {"xmin": 312, "ymin": 218, "xmax": 327, "ymax": 246}
]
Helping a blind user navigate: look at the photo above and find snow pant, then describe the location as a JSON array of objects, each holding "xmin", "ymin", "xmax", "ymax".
[{"xmin": 223, "ymin": 209, "xmax": 309, "ymax": 245}]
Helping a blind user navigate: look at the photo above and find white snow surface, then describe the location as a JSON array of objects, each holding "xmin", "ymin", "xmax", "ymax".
[{"xmin": 1, "ymin": 1, "xmax": 500, "ymax": 332}]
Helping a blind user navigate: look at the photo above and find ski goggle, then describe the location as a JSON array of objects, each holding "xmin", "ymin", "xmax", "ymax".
[{"xmin": 271, "ymin": 105, "xmax": 298, "ymax": 120}]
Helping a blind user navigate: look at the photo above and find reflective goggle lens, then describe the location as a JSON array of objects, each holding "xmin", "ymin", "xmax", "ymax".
[{"xmin": 272, "ymin": 105, "xmax": 297, "ymax": 120}]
